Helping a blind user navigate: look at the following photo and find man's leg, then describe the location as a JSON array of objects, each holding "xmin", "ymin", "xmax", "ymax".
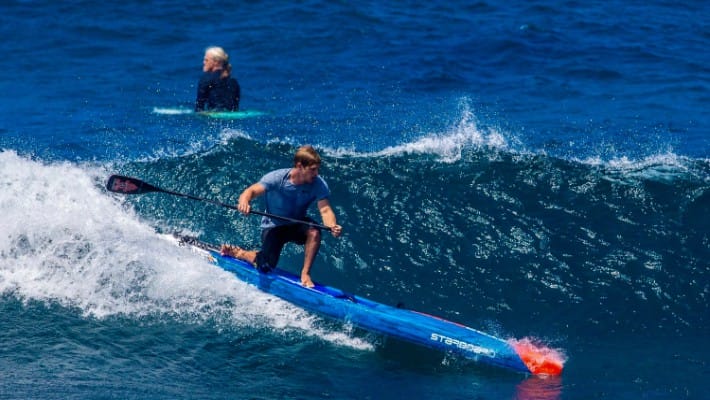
[
  {"xmin": 255, "ymin": 226, "xmax": 289, "ymax": 272},
  {"xmin": 227, "ymin": 223, "xmax": 322, "ymax": 286},
  {"xmin": 300, "ymin": 227, "xmax": 321, "ymax": 288},
  {"xmin": 221, "ymin": 227, "xmax": 284, "ymax": 272}
]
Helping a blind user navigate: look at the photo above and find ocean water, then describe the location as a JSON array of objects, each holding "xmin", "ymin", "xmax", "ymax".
[{"xmin": 1, "ymin": 1, "xmax": 708, "ymax": 399}]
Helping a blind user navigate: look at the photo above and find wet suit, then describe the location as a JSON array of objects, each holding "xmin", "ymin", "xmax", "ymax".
[{"xmin": 195, "ymin": 70, "xmax": 240, "ymax": 111}]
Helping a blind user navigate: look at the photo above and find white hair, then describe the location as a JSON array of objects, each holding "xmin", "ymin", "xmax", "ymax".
[{"xmin": 204, "ymin": 46, "xmax": 229, "ymax": 67}]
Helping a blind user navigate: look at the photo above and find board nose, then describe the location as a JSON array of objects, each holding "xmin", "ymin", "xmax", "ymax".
[{"xmin": 510, "ymin": 338, "xmax": 565, "ymax": 375}]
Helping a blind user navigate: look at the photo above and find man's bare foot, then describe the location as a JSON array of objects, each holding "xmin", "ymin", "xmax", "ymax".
[
  {"xmin": 220, "ymin": 244, "xmax": 238, "ymax": 257},
  {"xmin": 301, "ymin": 274, "xmax": 315, "ymax": 288},
  {"xmin": 220, "ymin": 244, "xmax": 256, "ymax": 265}
]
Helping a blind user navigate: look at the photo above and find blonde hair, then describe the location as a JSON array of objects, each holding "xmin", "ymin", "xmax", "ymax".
[
  {"xmin": 205, "ymin": 46, "xmax": 233, "ymax": 78},
  {"xmin": 294, "ymin": 145, "xmax": 321, "ymax": 167},
  {"xmin": 205, "ymin": 46, "xmax": 229, "ymax": 65}
]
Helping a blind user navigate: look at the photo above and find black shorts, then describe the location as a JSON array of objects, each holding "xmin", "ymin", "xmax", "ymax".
[{"xmin": 255, "ymin": 220, "xmax": 316, "ymax": 272}]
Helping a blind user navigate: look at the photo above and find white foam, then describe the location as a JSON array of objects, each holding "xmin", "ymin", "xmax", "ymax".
[
  {"xmin": 579, "ymin": 152, "xmax": 707, "ymax": 184},
  {"xmin": 324, "ymin": 101, "xmax": 514, "ymax": 163},
  {"xmin": 129, "ymin": 127, "xmax": 253, "ymax": 164},
  {"xmin": 0, "ymin": 150, "xmax": 373, "ymax": 351},
  {"xmin": 219, "ymin": 128, "xmax": 254, "ymax": 145}
]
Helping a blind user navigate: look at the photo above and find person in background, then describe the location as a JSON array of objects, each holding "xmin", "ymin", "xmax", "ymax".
[
  {"xmin": 220, "ymin": 145, "xmax": 343, "ymax": 288},
  {"xmin": 195, "ymin": 46, "xmax": 240, "ymax": 112}
]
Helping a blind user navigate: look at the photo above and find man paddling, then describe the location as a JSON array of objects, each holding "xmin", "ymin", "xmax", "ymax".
[{"xmin": 221, "ymin": 145, "xmax": 343, "ymax": 287}]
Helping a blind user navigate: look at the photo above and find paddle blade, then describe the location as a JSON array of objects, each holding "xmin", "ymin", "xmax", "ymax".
[{"xmin": 106, "ymin": 175, "xmax": 162, "ymax": 195}]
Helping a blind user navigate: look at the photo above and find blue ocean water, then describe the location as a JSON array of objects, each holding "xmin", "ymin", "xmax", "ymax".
[{"xmin": 1, "ymin": 1, "xmax": 708, "ymax": 398}]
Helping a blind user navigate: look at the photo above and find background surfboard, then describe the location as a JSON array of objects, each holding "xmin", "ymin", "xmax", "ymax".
[{"xmin": 152, "ymin": 107, "xmax": 267, "ymax": 119}]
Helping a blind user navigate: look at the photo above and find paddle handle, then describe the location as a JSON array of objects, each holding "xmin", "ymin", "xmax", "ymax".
[{"xmin": 167, "ymin": 190, "xmax": 331, "ymax": 230}]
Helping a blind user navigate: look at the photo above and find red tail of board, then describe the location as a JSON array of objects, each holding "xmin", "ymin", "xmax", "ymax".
[{"xmin": 510, "ymin": 338, "xmax": 565, "ymax": 375}]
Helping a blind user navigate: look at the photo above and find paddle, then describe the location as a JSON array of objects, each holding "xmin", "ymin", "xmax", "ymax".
[{"xmin": 105, "ymin": 174, "xmax": 332, "ymax": 231}]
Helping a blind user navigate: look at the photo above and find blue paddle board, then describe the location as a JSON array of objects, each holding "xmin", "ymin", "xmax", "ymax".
[{"xmin": 170, "ymin": 234, "xmax": 564, "ymax": 375}]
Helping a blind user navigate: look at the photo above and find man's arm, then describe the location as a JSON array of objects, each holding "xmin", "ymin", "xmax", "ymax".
[
  {"xmin": 195, "ymin": 77, "xmax": 209, "ymax": 111},
  {"xmin": 317, "ymin": 198, "xmax": 342, "ymax": 237},
  {"xmin": 237, "ymin": 183, "xmax": 266, "ymax": 214}
]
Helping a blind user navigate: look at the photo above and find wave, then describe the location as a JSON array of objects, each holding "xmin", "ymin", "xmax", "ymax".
[
  {"xmin": 206, "ymin": 99, "xmax": 706, "ymax": 185},
  {"xmin": 5, "ymin": 109, "xmax": 704, "ymax": 348},
  {"xmin": 0, "ymin": 150, "xmax": 372, "ymax": 351},
  {"xmin": 319, "ymin": 146, "xmax": 708, "ymax": 335},
  {"xmin": 319, "ymin": 100, "xmax": 517, "ymax": 163},
  {"xmin": 579, "ymin": 152, "xmax": 710, "ymax": 185}
]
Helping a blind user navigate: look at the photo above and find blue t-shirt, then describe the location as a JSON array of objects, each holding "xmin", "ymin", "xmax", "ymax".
[{"xmin": 258, "ymin": 168, "xmax": 330, "ymax": 229}]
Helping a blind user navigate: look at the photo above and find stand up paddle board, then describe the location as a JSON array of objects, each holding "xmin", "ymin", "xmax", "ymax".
[{"xmin": 170, "ymin": 234, "xmax": 565, "ymax": 376}]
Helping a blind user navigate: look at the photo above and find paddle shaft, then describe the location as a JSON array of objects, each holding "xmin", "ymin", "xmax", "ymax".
[{"xmin": 106, "ymin": 175, "xmax": 332, "ymax": 231}]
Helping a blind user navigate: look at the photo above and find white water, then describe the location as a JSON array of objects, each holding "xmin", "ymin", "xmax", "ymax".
[{"xmin": 0, "ymin": 151, "xmax": 372, "ymax": 350}]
